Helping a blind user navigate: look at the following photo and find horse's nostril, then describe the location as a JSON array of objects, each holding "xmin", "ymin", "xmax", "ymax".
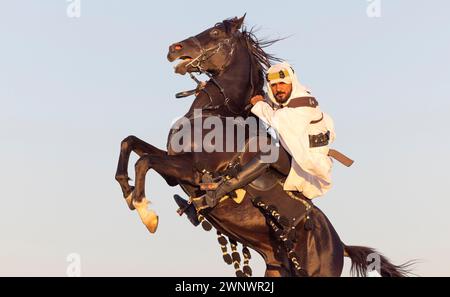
[{"xmin": 174, "ymin": 44, "xmax": 183, "ymax": 51}]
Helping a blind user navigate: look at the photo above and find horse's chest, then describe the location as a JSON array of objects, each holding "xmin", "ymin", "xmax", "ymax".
[{"xmin": 166, "ymin": 119, "xmax": 245, "ymax": 172}]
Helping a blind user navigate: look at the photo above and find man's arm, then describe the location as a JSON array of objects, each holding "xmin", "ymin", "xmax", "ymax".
[
  {"xmin": 251, "ymin": 98, "xmax": 329, "ymax": 179},
  {"xmin": 251, "ymin": 101, "xmax": 278, "ymax": 128}
]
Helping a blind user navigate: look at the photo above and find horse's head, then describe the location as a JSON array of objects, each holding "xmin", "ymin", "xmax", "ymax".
[{"xmin": 167, "ymin": 15, "xmax": 246, "ymax": 75}]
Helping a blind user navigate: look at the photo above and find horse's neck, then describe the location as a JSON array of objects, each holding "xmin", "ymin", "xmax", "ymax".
[
  {"xmin": 217, "ymin": 43, "xmax": 255, "ymax": 98},
  {"xmin": 188, "ymin": 42, "xmax": 260, "ymax": 118}
]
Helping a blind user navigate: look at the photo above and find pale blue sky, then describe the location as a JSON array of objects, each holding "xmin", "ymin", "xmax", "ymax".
[{"xmin": 0, "ymin": 0, "xmax": 449, "ymax": 276}]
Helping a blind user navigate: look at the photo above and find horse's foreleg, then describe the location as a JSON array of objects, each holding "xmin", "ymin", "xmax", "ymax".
[
  {"xmin": 115, "ymin": 135, "xmax": 168, "ymax": 198},
  {"xmin": 131, "ymin": 153, "xmax": 200, "ymax": 234},
  {"xmin": 133, "ymin": 153, "xmax": 200, "ymax": 202}
]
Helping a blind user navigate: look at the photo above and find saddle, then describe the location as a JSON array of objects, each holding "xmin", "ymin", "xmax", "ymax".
[
  {"xmin": 175, "ymin": 167, "xmax": 314, "ymax": 277},
  {"xmin": 179, "ymin": 164, "xmax": 314, "ymax": 237}
]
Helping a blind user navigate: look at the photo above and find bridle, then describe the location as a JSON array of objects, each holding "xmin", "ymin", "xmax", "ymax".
[
  {"xmin": 179, "ymin": 35, "xmax": 255, "ymax": 117},
  {"xmin": 186, "ymin": 36, "xmax": 234, "ymax": 73}
]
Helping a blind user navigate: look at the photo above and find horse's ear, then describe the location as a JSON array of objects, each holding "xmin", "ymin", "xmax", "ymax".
[{"xmin": 230, "ymin": 14, "xmax": 246, "ymax": 33}]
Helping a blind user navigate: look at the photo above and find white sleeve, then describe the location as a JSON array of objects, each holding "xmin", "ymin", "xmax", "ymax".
[
  {"xmin": 274, "ymin": 107, "xmax": 318, "ymax": 175},
  {"xmin": 250, "ymin": 101, "xmax": 277, "ymax": 127},
  {"xmin": 252, "ymin": 102, "xmax": 315, "ymax": 132},
  {"xmin": 254, "ymin": 105, "xmax": 329, "ymax": 179}
]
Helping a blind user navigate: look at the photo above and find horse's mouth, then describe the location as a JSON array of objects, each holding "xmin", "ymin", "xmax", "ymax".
[{"xmin": 173, "ymin": 56, "xmax": 193, "ymax": 75}]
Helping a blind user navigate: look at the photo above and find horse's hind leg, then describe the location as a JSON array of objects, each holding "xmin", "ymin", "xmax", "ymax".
[
  {"xmin": 115, "ymin": 135, "xmax": 167, "ymax": 198},
  {"xmin": 301, "ymin": 209, "xmax": 344, "ymax": 277}
]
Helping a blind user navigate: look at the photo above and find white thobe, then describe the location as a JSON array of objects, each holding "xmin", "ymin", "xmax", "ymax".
[{"xmin": 251, "ymin": 101, "xmax": 335, "ymax": 199}]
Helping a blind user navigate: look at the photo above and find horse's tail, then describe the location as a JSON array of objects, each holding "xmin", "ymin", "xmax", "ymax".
[{"xmin": 343, "ymin": 244, "xmax": 415, "ymax": 277}]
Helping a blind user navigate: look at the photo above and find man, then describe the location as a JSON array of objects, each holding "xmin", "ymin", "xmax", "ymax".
[{"xmin": 206, "ymin": 62, "xmax": 337, "ymax": 205}]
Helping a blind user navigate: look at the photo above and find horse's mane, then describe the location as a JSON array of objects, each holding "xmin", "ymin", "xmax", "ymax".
[
  {"xmin": 239, "ymin": 26, "xmax": 284, "ymax": 96},
  {"xmin": 220, "ymin": 18, "xmax": 285, "ymax": 97},
  {"xmin": 240, "ymin": 26, "xmax": 283, "ymax": 69}
]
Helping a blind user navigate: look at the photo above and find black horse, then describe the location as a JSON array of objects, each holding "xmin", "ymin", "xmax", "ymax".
[{"xmin": 115, "ymin": 16, "xmax": 411, "ymax": 277}]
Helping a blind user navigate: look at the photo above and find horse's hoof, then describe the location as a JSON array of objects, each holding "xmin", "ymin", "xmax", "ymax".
[
  {"xmin": 125, "ymin": 192, "xmax": 136, "ymax": 210},
  {"xmin": 141, "ymin": 211, "xmax": 159, "ymax": 234},
  {"xmin": 133, "ymin": 197, "xmax": 159, "ymax": 234}
]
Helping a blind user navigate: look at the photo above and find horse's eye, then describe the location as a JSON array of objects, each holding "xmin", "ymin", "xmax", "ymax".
[{"xmin": 210, "ymin": 29, "xmax": 220, "ymax": 36}]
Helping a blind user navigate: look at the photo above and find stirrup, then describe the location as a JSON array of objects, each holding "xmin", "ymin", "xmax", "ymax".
[
  {"xmin": 200, "ymin": 172, "xmax": 226, "ymax": 208},
  {"xmin": 173, "ymin": 194, "xmax": 200, "ymax": 226}
]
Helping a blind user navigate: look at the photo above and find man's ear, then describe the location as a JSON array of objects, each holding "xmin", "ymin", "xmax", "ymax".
[{"xmin": 230, "ymin": 13, "xmax": 246, "ymax": 33}]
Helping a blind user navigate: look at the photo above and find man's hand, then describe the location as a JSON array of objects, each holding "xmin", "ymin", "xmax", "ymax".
[{"xmin": 250, "ymin": 95, "xmax": 264, "ymax": 105}]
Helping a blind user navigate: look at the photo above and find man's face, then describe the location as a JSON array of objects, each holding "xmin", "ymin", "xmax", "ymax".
[{"xmin": 270, "ymin": 82, "xmax": 293, "ymax": 104}]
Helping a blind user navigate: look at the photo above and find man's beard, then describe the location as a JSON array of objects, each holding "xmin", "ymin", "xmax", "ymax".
[{"xmin": 275, "ymin": 92, "xmax": 290, "ymax": 104}]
